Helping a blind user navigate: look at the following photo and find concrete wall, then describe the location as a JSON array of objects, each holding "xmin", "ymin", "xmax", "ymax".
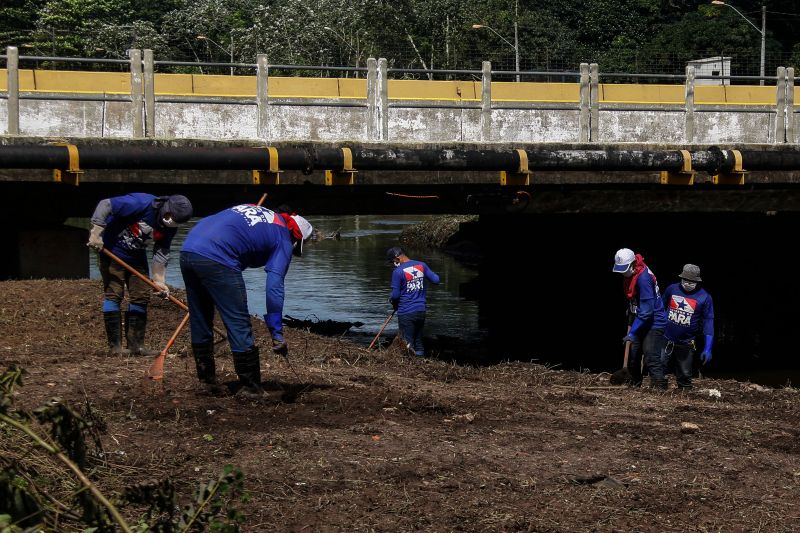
[{"xmin": 1, "ymin": 51, "xmax": 796, "ymax": 145}]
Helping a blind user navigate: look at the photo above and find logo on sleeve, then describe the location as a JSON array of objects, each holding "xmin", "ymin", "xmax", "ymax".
[{"xmin": 668, "ymin": 295, "xmax": 697, "ymax": 326}]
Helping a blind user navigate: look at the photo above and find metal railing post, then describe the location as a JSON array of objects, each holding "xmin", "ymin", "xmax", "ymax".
[
  {"xmin": 377, "ymin": 57, "xmax": 388, "ymax": 141},
  {"xmin": 685, "ymin": 65, "xmax": 695, "ymax": 144},
  {"xmin": 256, "ymin": 54, "xmax": 270, "ymax": 140},
  {"xmin": 480, "ymin": 61, "xmax": 492, "ymax": 142},
  {"xmin": 367, "ymin": 57, "xmax": 378, "ymax": 141},
  {"xmin": 129, "ymin": 49, "xmax": 144, "ymax": 137},
  {"xmin": 6, "ymin": 46, "xmax": 20, "ymax": 135},
  {"xmin": 143, "ymin": 49, "xmax": 155, "ymax": 137},
  {"xmin": 775, "ymin": 66, "xmax": 786, "ymax": 143}
]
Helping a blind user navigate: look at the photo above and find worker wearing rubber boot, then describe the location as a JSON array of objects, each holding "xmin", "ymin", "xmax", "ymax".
[
  {"xmin": 386, "ymin": 246, "xmax": 440, "ymax": 357},
  {"xmin": 180, "ymin": 204, "xmax": 313, "ymax": 399},
  {"xmin": 661, "ymin": 264, "xmax": 715, "ymax": 389},
  {"xmin": 613, "ymin": 248, "xmax": 668, "ymax": 389},
  {"xmin": 87, "ymin": 193, "xmax": 193, "ymax": 356}
]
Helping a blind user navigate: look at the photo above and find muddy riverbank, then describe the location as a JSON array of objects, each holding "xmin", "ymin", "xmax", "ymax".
[{"xmin": 1, "ymin": 279, "xmax": 799, "ymax": 531}]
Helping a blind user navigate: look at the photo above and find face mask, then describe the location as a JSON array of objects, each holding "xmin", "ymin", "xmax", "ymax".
[
  {"xmin": 393, "ymin": 260, "xmax": 401, "ymax": 267},
  {"xmin": 161, "ymin": 216, "xmax": 178, "ymax": 228},
  {"xmin": 622, "ymin": 265, "xmax": 635, "ymax": 278},
  {"xmin": 681, "ymin": 280, "xmax": 697, "ymax": 292}
]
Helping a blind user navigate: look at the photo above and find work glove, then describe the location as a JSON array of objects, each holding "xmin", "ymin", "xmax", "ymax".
[
  {"xmin": 389, "ymin": 297, "xmax": 399, "ymax": 311},
  {"xmin": 622, "ymin": 334, "xmax": 637, "ymax": 345},
  {"xmin": 150, "ymin": 261, "xmax": 169, "ymax": 299},
  {"xmin": 700, "ymin": 350, "xmax": 712, "ymax": 365},
  {"xmin": 87, "ymin": 224, "xmax": 105, "ymax": 251}
]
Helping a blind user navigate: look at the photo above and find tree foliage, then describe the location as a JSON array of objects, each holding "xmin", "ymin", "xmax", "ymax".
[{"xmin": 0, "ymin": 0, "xmax": 798, "ymax": 74}]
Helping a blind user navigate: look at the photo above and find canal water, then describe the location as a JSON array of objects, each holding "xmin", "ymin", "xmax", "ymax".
[{"xmin": 89, "ymin": 215, "xmax": 485, "ymax": 346}]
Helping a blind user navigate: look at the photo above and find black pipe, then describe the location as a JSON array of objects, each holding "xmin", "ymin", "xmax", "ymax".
[{"xmin": 1, "ymin": 143, "xmax": 799, "ymax": 173}]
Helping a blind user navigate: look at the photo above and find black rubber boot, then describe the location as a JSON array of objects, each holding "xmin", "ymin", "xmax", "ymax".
[
  {"xmin": 233, "ymin": 346, "xmax": 268, "ymax": 400},
  {"xmin": 103, "ymin": 311, "xmax": 130, "ymax": 356},
  {"xmin": 193, "ymin": 342, "xmax": 224, "ymax": 395},
  {"xmin": 125, "ymin": 311, "xmax": 159, "ymax": 357}
]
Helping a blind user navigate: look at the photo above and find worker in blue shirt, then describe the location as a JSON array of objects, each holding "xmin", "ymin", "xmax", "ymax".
[
  {"xmin": 613, "ymin": 247, "xmax": 668, "ymax": 388},
  {"xmin": 180, "ymin": 204, "xmax": 312, "ymax": 399},
  {"xmin": 661, "ymin": 264, "xmax": 715, "ymax": 389},
  {"xmin": 386, "ymin": 246, "xmax": 440, "ymax": 357},
  {"xmin": 87, "ymin": 193, "xmax": 193, "ymax": 356}
]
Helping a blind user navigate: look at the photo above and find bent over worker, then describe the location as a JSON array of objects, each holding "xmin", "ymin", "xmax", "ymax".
[
  {"xmin": 661, "ymin": 264, "xmax": 715, "ymax": 389},
  {"xmin": 180, "ymin": 204, "xmax": 313, "ymax": 398},
  {"xmin": 87, "ymin": 193, "xmax": 193, "ymax": 356},
  {"xmin": 386, "ymin": 246, "xmax": 440, "ymax": 357},
  {"xmin": 612, "ymin": 248, "xmax": 668, "ymax": 388}
]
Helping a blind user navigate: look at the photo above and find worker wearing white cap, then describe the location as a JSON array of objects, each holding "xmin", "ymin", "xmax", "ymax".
[
  {"xmin": 180, "ymin": 204, "xmax": 313, "ymax": 400},
  {"xmin": 613, "ymin": 248, "xmax": 668, "ymax": 389}
]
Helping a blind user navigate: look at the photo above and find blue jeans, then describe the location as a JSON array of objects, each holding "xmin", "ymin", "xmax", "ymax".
[
  {"xmin": 180, "ymin": 252, "xmax": 253, "ymax": 353},
  {"xmin": 398, "ymin": 311, "xmax": 426, "ymax": 356},
  {"xmin": 629, "ymin": 328, "xmax": 667, "ymax": 387}
]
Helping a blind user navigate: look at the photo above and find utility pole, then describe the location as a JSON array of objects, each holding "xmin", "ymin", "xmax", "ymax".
[
  {"xmin": 514, "ymin": 0, "xmax": 520, "ymax": 82},
  {"xmin": 760, "ymin": 4, "xmax": 766, "ymax": 86}
]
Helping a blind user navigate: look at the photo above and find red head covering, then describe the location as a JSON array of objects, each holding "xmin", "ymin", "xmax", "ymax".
[{"xmin": 623, "ymin": 254, "xmax": 655, "ymax": 299}]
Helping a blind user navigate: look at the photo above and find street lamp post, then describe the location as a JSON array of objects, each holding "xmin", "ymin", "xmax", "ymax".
[
  {"xmin": 197, "ymin": 34, "xmax": 234, "ymax": 75},
  {"xmin": 471, "ymin": 23, "xmax": 520, "ymax": 82},
  {"xmin": 712, "ymin": 1, "xmax": 765, "ymax": 85}
]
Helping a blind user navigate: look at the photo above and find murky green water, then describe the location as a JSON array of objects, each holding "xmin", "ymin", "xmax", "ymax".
[{"xmin": 89, "ymin": 215, "xmax": 484, "ymax": 343}]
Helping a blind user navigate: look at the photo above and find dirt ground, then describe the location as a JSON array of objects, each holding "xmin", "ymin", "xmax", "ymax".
[{"xmin": 1, "ymin": 279, "xmax": 799, "ymax": 532}]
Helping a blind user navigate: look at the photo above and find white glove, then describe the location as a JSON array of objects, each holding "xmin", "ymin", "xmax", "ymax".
[
  {"xmin": 151, "ymin": 261, "xmax": 169, "ymax": 298},
  {"xmin": 87, "ymin": 224, "xmax": 104, "ymax": 251}
]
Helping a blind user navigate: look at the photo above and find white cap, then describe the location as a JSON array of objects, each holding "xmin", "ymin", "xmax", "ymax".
[
  {"xmin": 290, "ymin": 215, "xmax": 313, "ymax": 257},
  {"xmin": 612, "ymin": 248, "xmax": 635, "ymax": 273}
]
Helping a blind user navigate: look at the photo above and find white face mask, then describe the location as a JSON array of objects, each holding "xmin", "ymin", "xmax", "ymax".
[
  {"xmin": 681, "ymin": 280, "xmax": 697, "ymax": 292},
  {"xmin": 622, "ymin": 264, "xmax": 635, "ymax": 278},
  {"xmin": 161, "ymin": 216, "xmax": 178, "ymax": 228}
]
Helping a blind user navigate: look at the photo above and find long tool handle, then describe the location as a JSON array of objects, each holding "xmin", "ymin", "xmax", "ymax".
[
  {"xmin": 622, "ymin": 324, "xmax": 631, "ymax": 367},
  {"xmin": 368, "ymin": 311, "xmax": 395, "ymax": 350},
  {"xmin": 101, "ymin": 248, "xmax": 227, "ymax": 340},
  {"xmin": 147, "ymin": 312, "xmax": 190, "ymax": 380}
]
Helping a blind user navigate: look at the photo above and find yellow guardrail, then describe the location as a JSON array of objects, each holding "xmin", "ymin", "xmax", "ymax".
[{"xmin": 0, "ymin": 68, "xmax": 792, "ymax": 105}]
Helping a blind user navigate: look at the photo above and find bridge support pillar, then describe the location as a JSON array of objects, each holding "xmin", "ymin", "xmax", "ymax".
[
  {"xmin": 3, "ymin": 225, "xmax": 88, "ymax": 280},
  {"xmin": 129, "ymin": 49, "xmax": 144, "ymax": 138},
  {"xmin": 589, "ymin": 63, "xmax": 599, "ymax": 142}
]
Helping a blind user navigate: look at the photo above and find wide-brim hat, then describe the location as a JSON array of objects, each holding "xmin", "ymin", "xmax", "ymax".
[{"xmin": 679, "ymin": 264, "xmax": 702, "ymax": 282}]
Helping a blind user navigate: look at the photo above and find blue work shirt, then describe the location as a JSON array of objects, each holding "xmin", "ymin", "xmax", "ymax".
[
  {"xmin": 662, "ymin": 283, "xmax": 715, "ymax": 345},
  {"xmin": 181, "ymin": 205, "xmax": 292, "ymax": 275},
  {"xmin": 103, "ymin": 193, "xmax": 176, "ymax": 266},
  {"xmin": 628, "ymin": 267, "xmax": 668, "ymax": 336},
  {"xmin": 390, "ymin": 260, "xmax": 440, "ymax": 315}
]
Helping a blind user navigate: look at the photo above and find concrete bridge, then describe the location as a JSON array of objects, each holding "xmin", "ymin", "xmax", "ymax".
[{"xmin": 2, "ymin": 47, "xmax": 798, "ymax": 145}]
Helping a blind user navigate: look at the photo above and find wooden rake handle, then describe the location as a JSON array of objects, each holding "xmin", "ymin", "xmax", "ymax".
[
  {"xmin": 147, "ymin": 312, "xmax": 190, "ymax": 381},
  {"xmin": 100, "ymin": 248, "xmax": 227, "ymax": 340},
  {"xmin": 368, "ymin": 311, "xmax": 395, "ymax": 350}
]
